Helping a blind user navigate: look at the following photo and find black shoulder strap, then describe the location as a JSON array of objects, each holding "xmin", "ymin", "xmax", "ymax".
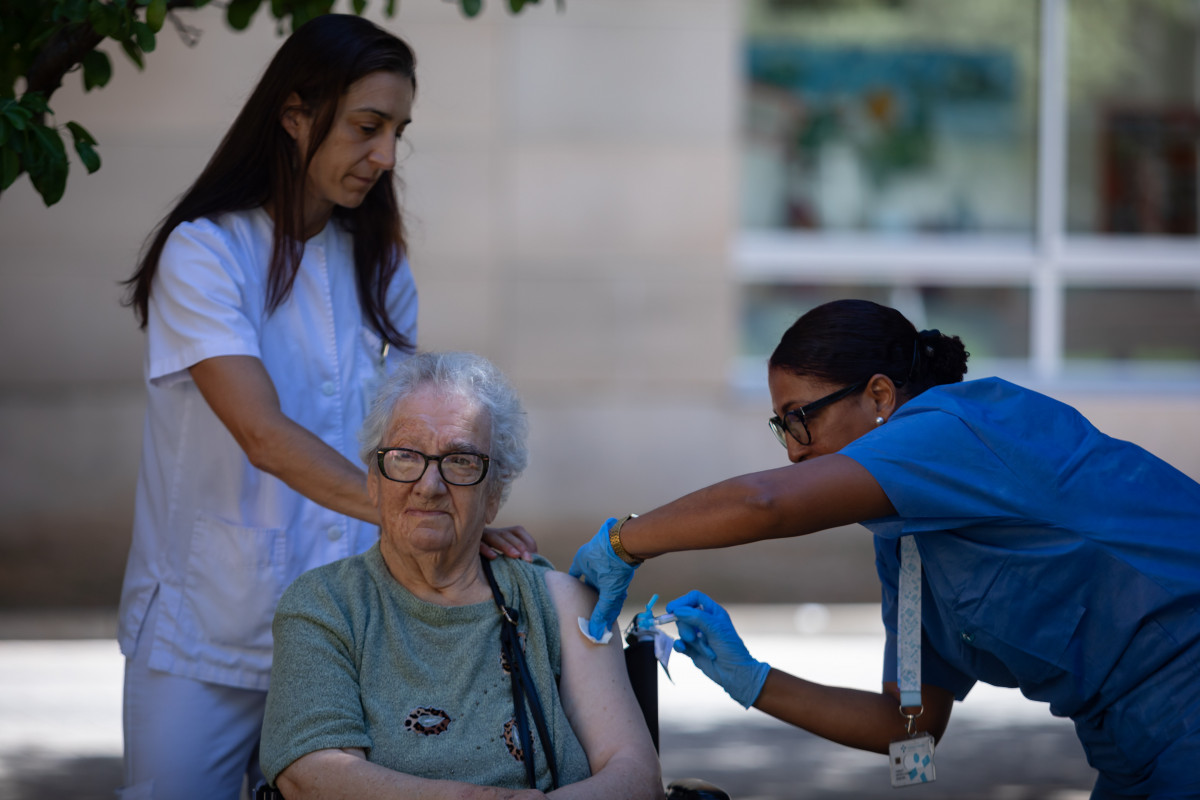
[{"xmin": 480, "ymin": 556, "xmax": 560, "ymax": 790}]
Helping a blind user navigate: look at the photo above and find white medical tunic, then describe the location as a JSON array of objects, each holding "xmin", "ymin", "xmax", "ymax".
[{"xmin": 117, "ymin": 207, "xmax": 417, "ymax": 691}]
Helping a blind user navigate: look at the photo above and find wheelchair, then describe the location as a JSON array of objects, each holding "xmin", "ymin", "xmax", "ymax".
[{"xmin": 255, "ymin": 627, "xmax": 730, "ymax": 800}]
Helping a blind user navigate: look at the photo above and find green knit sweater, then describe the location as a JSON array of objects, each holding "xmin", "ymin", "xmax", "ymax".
[{"xmin": 260, "ymin": 544, "xmax": 591, "ymax": 789}]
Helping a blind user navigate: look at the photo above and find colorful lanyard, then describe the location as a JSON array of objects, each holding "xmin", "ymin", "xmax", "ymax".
[{"xmin": 897, "ymin": 535, "xmax": 923, "ymax": 713}]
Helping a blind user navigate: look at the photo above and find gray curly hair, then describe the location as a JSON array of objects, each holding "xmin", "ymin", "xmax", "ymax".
[{"xmin": 358, "ymin": 351, "xmax": 529, "ymax": 506}]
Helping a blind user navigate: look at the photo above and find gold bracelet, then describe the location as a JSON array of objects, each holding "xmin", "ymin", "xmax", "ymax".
[{"xmin": 609, "ymin": 513, "xmax": 642, "ymax": 565}]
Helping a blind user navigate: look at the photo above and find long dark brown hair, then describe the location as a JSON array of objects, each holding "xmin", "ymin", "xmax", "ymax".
[{"xmin": 122, "ymin": 14, "xmax": 416, "ymax": 349}]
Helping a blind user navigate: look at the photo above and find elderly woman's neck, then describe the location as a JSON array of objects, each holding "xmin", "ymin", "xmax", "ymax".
[{"xmin": 379, "ymin": 544, "xmax": 493, "ymax": 606}]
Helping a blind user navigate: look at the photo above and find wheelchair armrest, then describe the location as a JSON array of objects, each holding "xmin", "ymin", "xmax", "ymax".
[
  {"xmin": 253, "ymin": 782, "xmax": 285, "ymax": 800},
  {"xmin": 666, "ymin": 777, "xmax": 732, "ymax": 800}
]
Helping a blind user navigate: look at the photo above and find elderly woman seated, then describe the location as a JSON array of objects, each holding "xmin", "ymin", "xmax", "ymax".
[{"xmin": 259, "ymin": 351, "xmax": 663, "ymax": 799}]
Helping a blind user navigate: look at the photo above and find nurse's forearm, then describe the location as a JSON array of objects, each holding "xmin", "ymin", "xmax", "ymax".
[
  {"xmin": 246, "ymin": 417, "xmax": 380, "ymax": 524},
  {"xmin": 753, "ymin": 670, "xmax": 952, "ymax": 754},
  {"xmin": 190, "ymin": 355, "xmax": 380, "ymax": 525},
  {"xmin": 618, "ymin": 455, "xmax": 894, "ymax": 560}
]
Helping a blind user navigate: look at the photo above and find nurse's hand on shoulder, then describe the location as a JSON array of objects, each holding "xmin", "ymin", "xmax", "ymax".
[
  {"xmin": 667, "ymin": 590, "xmax": 771, "ymax": 709},
  {"xmin": 481, "ymin": 525, "xmax": 538, "ymax": 561}
]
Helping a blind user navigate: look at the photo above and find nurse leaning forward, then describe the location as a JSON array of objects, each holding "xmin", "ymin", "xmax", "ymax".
[
  {"xmin": 570, "ymin": 298, "xmax": 1200, "ymax": 799},
  {"xmin": 115, "ymin": 15, "xmax": 534, "ymax": 800}
]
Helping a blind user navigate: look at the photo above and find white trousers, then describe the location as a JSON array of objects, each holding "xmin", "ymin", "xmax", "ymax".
[{"xmin": 120, "ymin": 593, "xmax": 267, "ymax": 800}]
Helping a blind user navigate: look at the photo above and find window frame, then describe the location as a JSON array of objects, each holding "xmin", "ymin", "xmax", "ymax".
[{"xmin": 733, "ymin": 0, "xmax": 1200, "ymax": 388}]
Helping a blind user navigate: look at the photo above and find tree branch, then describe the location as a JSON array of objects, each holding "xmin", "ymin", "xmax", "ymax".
[{"xmin": 23, "ymin": 0, "xmax": 208, "ymax": 106}]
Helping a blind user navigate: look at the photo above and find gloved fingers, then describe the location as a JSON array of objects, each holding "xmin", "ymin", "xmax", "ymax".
[
  {"xmin": 668, "ymin": 603, "xmax": 727, "ymax": 637},
  {"xmin": 674, "ymin": 622, "xmax": 716, "ymax": 660},
  {"xmin": 586, "ymin": 591, "xmax": 625, "ymax": 642},
  {"xmin": 666, "ymin": 589, "xmax": 718, "ymax": 615},
  {"xmin": 672, "ymin": 632, "xmax": 716, "ymax": 662},
  {"xmin": 567, "ymin": 518, "xmax": 617, "ymax": 584}
]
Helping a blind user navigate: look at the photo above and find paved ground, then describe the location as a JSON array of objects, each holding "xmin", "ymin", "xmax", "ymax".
[{"xmin": 0, "ymin": 606, "xmax": 1098, "ymax": 799}]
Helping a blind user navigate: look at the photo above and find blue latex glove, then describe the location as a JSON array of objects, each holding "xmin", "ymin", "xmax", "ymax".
[
  {"xmin": 568, "ymin": 518, "xmax": 638, "ymax": 642},
  {"xmin": 666, "ymin": 590, "xmax": 771, "ymax": 709}
]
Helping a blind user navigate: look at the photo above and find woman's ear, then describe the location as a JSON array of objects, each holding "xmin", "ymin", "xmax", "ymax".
[
  {"xmin": 865, "ymin": 373, "xmax": 898, "ymax": 420},
  {"xmin": 280, "ymin": 92, "xmax": 309, "ymax": 143}
]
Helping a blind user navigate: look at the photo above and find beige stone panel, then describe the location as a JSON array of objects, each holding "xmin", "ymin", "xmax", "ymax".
[
  {"xmin": 608, "ymin": 273, "xmax": 733, "ymax": 387},
  {"xmin": 402, "ymin": 146, "xmax": 498, "ymax": 266},
  {"xmin": 503, "ymin": 7, "xmax": 738, "ymax": 141},
  {"xmin": 507, "ymin": 145, "xmax": 733, "ymax": 262},
  {"xmin": 0, "ymin": 245, "xmax": 145, "ymax": 387},
  {"xmin": 410, "ymin": 273, "xmax": 502, "ymax": 356},
  {"xmin": 386, "ymin": 16, "xmax": 499, "ymax": 142},
  {"xmin": 497, "ymin": 277, "xmax": 618, "ymax": 388}
]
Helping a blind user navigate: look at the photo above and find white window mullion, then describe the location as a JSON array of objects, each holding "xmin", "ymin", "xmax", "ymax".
[{"xmin": 1033, "ymin": 0, "xmax": 1068, "ymax": 380}]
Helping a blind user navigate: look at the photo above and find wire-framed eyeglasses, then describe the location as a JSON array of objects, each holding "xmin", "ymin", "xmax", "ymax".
[
  {"xmin": 767, "ymin": 380, "xmax": 867, "ymax": 447},
  {"xmin": 375, "ymin": 447, "xmax": 490, "ymax": 486}
]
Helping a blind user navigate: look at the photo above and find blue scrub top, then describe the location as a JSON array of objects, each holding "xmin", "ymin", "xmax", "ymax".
[{"xmin": 839, "ymin": 378, "xmax": 1200, "ymax": 783}]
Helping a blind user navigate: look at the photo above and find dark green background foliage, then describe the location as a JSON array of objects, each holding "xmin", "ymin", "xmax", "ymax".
[{"xmin": 1, "ymin": 0, "xmax": 549, "ymax": 206}]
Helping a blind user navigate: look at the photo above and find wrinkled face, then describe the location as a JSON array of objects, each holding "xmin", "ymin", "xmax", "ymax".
[
  {"xmin": 767, "ymin": 366, "xmax": 878, "ymax": 463},
  {"xmin": 368, "ymin": 385, "xmax": 500, "ymax": 561},
  {"xmin": 286, "ymin": 70, "xmax": 415, "ymax": 230}
]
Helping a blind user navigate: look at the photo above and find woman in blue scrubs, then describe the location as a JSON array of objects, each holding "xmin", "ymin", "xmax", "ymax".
[{"xmin": 570, "ymin": 298, "xmax": 1200, "ymax": 799}]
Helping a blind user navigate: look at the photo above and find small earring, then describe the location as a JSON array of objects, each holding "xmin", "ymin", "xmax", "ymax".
[{"xmin": 875, "ymin": 416, "xmax": 885, "ymax": 426}]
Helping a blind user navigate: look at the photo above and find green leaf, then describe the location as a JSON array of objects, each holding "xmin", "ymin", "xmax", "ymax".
[
  {"xmin": 352, "ymin": 0, "xmax": 366, "ymax": 14},
  {"xmin": 1, "ymin": 146, "xmax": 21, "ymax": 192},
  {"xmin": 226, "ymin": 0, "xmax": 263, "ymax": 30},
  {"xmin": 20, "ymin": 92, "xmax": 49, "ymax": 115},
  {"xmin": 384, "ymin": 0, "xmax": 397, "ymax": 15},
  {"xmin": 27, "ymin": 124, "xmax": 69, "ymax": 205},
  {"xmin": 461, "ymin": 0, "xmax": 482, "ymax": 17},
  {"xmin": 59, "ymin": 0, "xmax": 90, "ymax": 23},
  {"xmin": 31, "ymin": 122, "xmax": 67, "ymax": 162},
  {"xmin": 66, "ymin": 121, "xmax": 100, "ymax": 173},
  {"xmin": 146, "ymin": 0, "xmax": 167, "ymax": 32},
  {"xmin": 134, "ymin": 20, "xmax": 156, "ymax": 52},
  {"xmin": 120, "ymin": 37, "xmax": 145, "ymax": 69},
  {"xmin": 65, "ymin": 120, "xmax": 96, "ymax": 147},
  {"xmin": 508, "ymin": 0, "xmax": 525, "ymax": 12},
  {"xmin": 2, "ymin": 104, "xmax": 31, "ymax": 131},
  {"xmin": 89, "ymin": 1, "xmax": 119, "ymax": 37},
  {"xmin": 76, "ymin": 141, "xmax": 100, "ymax": 173},
  {"xmin": 81, "ymin": 49, "xmax": 112, "ymax": 91}
]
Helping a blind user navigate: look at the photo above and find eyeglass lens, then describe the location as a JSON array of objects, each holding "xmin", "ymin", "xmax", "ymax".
[{"xmin": 379, "ymin": 448, "xmax": 487, "ymax": 485}]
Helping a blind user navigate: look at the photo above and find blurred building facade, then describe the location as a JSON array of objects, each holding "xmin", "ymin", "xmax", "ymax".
[{"xmin": 1, "ymin": 0, "xmax": 1197, "ymax": 609}]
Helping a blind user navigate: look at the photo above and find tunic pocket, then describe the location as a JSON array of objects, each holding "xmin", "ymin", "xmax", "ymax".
[
  {"xmin": 181, "ymin": 512, "xmax": 287, "ymax": 650},
  {"xmin": 964, "ymin": 564, "xmax": 1085, "ymax": 689}
]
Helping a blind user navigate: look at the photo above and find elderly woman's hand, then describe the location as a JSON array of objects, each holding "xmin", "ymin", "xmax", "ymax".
[{"xmin": 481, "ymin": 525, "xmax": 538, "ymax": 561}]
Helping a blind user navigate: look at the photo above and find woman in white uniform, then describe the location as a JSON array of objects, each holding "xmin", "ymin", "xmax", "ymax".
[{"xmin": 116, "ymin": 15, "xmax": 533, "ymax": 799}]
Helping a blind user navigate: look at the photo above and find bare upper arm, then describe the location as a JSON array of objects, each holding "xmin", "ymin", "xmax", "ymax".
[{"xmin": 543, "ymin": 571, "xmax": 656, "ymax": 769}]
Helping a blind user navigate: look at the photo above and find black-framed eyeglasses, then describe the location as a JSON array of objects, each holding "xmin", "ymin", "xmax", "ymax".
[
  {"xmin": 375, "ymin": 447, "xmax": 490, "ymax": 486},
  {"xmin": 767, "ymin": 380, "xmax": 867, "ymax": 448}
]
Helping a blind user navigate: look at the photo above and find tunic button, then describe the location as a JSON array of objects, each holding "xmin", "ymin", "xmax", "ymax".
[
  {"xmin": 321, "ymin": 381, "xmax": 337, "ymax": 396},
  {"xmin": 327, "ymin": 526, "xmax": 342, "ymax": 541},
  {"xmin": 960, "ymin": 631, "xmax": 974, "ymax": 644}
]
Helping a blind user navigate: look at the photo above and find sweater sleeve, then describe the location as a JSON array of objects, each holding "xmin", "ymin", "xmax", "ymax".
[{"xmin": 260, "ymin": 571, "xmax": 372, "ymax": 783}]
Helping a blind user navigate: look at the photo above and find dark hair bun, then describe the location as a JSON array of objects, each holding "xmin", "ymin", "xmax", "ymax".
[{"xmin": 917, "ymin": 329, "xmax": 969, "ymax": 384}]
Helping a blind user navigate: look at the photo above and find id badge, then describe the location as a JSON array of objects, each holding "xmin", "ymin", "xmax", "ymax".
[{"xmin": 889, "ymin": 733, "xmax": 936, "ymax": 787}]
